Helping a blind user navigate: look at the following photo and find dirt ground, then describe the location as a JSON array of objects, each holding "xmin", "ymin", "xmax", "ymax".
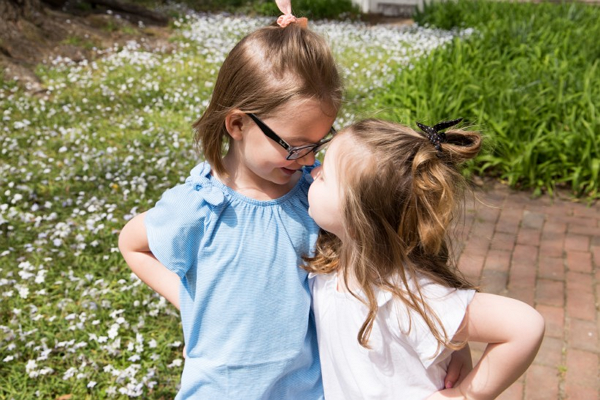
[
  {"xmin": 1, "ymin": 4, "xmax": 174, "ymax": 93},
  {"xmin": 1, "ymin": 4, "xmax": 416, "ymax": 94}
]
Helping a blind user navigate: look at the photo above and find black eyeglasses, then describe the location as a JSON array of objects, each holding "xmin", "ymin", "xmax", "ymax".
[{"xmin": 247, "ymin": 113, "xmax": 336, "ymax": 160}]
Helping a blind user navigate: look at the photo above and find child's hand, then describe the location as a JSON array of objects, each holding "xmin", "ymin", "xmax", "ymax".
[{"xmin": 444, "ymin": 344, "xmax": 472, "ymax": 389}]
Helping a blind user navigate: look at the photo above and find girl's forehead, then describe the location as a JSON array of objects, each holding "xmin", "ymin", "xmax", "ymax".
[
  {"xmin": 278, "ymin": 97, "xmax": 337, "ymax": 118},
  {"xmin": 324, "ymin": 133, "xmax": 350, "ymax": 166},
  {"xmin": 325, "ymin": 131, "xmax": 369, "ymax": 171}
]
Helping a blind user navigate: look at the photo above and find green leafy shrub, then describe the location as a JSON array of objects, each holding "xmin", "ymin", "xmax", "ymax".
[
  {"xmin": 371, "ymin": 0, "xmax": 600, "ymax": 197},
  {"xmin": 253, "ymin": 0, "xmax": 360, "ymax": 20}
]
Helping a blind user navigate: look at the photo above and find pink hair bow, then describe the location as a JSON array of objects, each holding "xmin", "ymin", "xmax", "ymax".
[{"xmin": 276, "ymin": 0, "xmax": 308, "ymax": 28}]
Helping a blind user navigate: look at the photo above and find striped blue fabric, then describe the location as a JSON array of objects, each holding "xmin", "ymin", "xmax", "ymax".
[{"xmin": 145, "ymin": 162, "xmax": 324, "ymax": 399}]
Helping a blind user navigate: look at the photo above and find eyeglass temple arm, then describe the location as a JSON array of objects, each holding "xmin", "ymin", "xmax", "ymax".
[{"xmin": 247, "ymin": 113, "xmax": 292, "ymax": 151}]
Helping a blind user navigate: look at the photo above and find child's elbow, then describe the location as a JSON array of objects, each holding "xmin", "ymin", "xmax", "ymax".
[
  {"xmin": 520, "ymin": 306, "xmax": 545, "ymax": 350},
  {"xmin": 117, "ymin": 223, "xmax": 129, "ymax": 255},
  {"xmin": 531, "ymin": 308, "xmax": 545, "ymax": 344},
  {"xmin": 117, "ymin": 218, "xmax": 137, "ymax": 257}
]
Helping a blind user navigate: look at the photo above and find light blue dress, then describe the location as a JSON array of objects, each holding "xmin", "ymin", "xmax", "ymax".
[{"xmin": 145, "ymin": 162, "xmax": 323, "ymax": 399}]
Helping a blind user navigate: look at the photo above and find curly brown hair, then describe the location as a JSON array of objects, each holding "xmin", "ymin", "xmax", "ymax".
[{"xmin": 305, "ymin": 119, "xmax": 482, "ymax": 351}]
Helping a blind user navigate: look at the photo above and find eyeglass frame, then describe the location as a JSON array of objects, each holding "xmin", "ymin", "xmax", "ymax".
[{"xmin": 246, "ymin": 113, "xmax": 336, "ymax": 160}]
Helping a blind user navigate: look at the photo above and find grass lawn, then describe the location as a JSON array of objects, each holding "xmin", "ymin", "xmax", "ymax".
[{"xmin": 0, "ymin": 11, "xmax": 466, "ymax": 398}]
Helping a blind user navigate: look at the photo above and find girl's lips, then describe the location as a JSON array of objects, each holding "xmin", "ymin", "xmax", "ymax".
[{"xmin": 281, "ymin": 167, "xmax": 298, "ymax": 175}]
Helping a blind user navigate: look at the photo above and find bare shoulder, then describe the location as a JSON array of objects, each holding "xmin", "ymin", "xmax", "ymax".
[{"xmin": 455, "ymin": 293, "xmax": 545, "ymax": 343}]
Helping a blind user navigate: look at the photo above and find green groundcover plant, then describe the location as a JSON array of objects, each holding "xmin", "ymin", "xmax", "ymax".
[
  {"xmin": 367, "ymin": 0, "xmax": 599, "ymax": 197},
  {"xmin": 132, "ymin": 0, "xmax": 360, "ymax": 20},
  {"xmin": 0, "ymin": 12, "xmax": 467, "ymax": 398},
  {"xmin": 3, "ymin": 1, "xmax": 598, "ymax": 398}
]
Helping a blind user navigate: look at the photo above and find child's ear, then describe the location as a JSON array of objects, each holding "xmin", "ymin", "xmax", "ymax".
[{"xmin": 225, "ymin": 110, "xmax": 246, "ymax": 141}]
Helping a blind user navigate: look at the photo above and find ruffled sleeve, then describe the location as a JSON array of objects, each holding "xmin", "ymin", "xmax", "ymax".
[
  {"xmin": 145, "ymin": 163, "xmax": 226, "ymax": 278},
  {"xmin": 386, "ymin": 280, "xmax": 475, "ymax": 369}
]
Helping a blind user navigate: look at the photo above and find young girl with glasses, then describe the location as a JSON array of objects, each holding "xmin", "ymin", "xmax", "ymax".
[
  {"xmin": 119, "ymin": 1, "xmax": 471, "ymax": 397},
  {"xmin": 306, "ymin": 119, "xmax": 545, "ymax": 399},
  {"xmin": 118, "ymin": 6, "xmax": 339, "ymax": 399}
]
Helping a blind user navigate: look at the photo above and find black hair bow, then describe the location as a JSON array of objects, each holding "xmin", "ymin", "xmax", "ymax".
[{"xmin": 416, "ymin": 118, "xmax": 463, "ymax": 154}]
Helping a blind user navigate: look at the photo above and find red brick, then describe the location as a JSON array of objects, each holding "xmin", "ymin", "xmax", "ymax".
[
  {"xmin": 517, "ymin": 227, "xmax": 541, "ymax": 246},
  {"xmin": 592, "ymin": 246, "xmax": 600, "ymax": 267},
  {"xmin": 538, "ymin": 256, "xmax": 565, "ymax": 281},
  {"xmin": 510, "ymin": 191, "xmax": 537, "ymax": 206},
  {"xmin": 509, "ymin": 260, "xmax": 537, "ymax": 290},
  {"xmin": 484, "ymin": 192, "xmax": 509, "ymax": 205},
  {"xmin": 564, "ymin": 386, "xmax": 599, "ymax": 400},
  {"xmin": 462, "ymin": 236, "xmax": 491, "ymax": 257},
  {"xmin": 498, "ymin": 207, "xmax": 523, "ymax": 228},
  {"xmin": 497, "ymin": 219, "xmax": 521, "ymax": 235},
  {"xmin": 513, "ymin": 244, "xmax": 538, "ymax": 264},
  {"xmin": 472, "ymin": 220, "xmax": 495, "ymax": 238},
  {"xmin": 543, "ymin": 204, "xmax": 573, "ymax": 217},
  {"xmin": 565, "ymin": 349, "xmax": 599, "ymax": 394},
  {"xmin": 536, "ymin": 279, "xmax": 564, "ymax": 307},
  {"xmin": 503, "ymin": 205, "xmax": 525, "ymax": 215},
  {"xmin": 539, "ymin": 242, "xmax": 563, "ymax": 258},
  {"xmin": 536, "ymin": 305, "xmax": 564, "ymax": 338},
  {"xmin": 453, "ymin": 223, "xmax": 471, "ymax": 244},
  {"xmin": 543, "ymin": 221, "xmax": 567, "ymax": 234},
  {"xmin": 567, "ymin": 287, "xmax": 596, "ymax": 321},
  {"xmin": 566, "ymin": 251, "xmax": 592, "ymax": 273},
  {"xmin": 566, "ymin": 271, "xmax": 594, "ymax": 293},
  {"xmin": 521, "ymin": 211, "xmax": 545, "ymax": 230},
  {"xmin": 492, "ymin": 232, "xmax": 517, "ymax": 251},
  {"xmin": 485, "ymin": 249, "xmax": 511, "ymax": 272},
  {"xmin": 565, "ymin": 234, "xmax": 591, "ymax": 252},
  {"xmin": 507, "ymin": 287, "xmax": 535, "ymax": 307},
  {"xmin": 469, "ymin": 341, "xmax": 486, "ymax": 365},
  {"xmin": 497, "ymin": 381, "xmax": 524, "ymax": 400},
  {"xmin": 568, "ymin": 318, "xmax": 599, "ymax": 353},
  {"xmin": 480, "ymin": 270, "xmax": 508, "ymax": 295},
  {"xmin": 458, "ymin": 253, "xmax": 485, "ymax": 283},
  {"xmin": 476, "ymin": 205, "xmax": 501, "ymax": 223},
  {"xmin": 568, "ymin": 224, "xmax": 600, "ymax": 237},
  {"xmin": 553, "ymin": 215, "xmax": 597, "ymax": 227},
  {"xmin": 572, "ymin": 204, "xmax": 600, "ymax": 218},
  {"xmin": 524, "ymin": 365, "xmax": 560, "ymax": 400},
  {"xmin": 524, "ymin": 204, "xmax": 547, "ymax": 214},
  {"xmin": 533, "ymin": 336, "xmax": 564, "ymax": 367}
]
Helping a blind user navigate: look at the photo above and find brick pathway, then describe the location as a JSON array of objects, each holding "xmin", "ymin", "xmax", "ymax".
[{"xmin": 457, "ymin": 182, "xmax": 600, "ymax": 400}]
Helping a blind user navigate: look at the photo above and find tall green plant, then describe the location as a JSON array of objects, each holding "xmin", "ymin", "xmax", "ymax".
[
  {"xmin": 373, "ymin": 0, "xmax": 600, "ymax": 197},
  {"xmin": 254, "ymin": 0, "xmax": 360, "ymax": 20}
]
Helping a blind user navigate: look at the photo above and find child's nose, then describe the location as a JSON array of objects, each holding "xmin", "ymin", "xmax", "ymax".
[{"xmin": 311, "ymin": 165, "xmax": 322, "ymax": 179}]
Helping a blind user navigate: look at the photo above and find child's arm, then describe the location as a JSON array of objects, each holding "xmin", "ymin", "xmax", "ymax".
[
  {"xmin": 428, "ymin": 293, "xmax": 544, "ymax": 400},
  {"xmin": 119, "ymin": 211, "xmax": 181, "ymax": 310}
]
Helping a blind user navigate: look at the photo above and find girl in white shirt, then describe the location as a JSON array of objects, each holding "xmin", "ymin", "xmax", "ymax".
[{"xmin": 306, "ymin": 118, "xmax": 545, "ymax": 400}]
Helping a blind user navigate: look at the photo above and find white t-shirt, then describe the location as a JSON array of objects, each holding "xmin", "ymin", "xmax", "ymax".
[{"xmin": 310, "ymin": 272, "xmax": 475, "ymax": 400}]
